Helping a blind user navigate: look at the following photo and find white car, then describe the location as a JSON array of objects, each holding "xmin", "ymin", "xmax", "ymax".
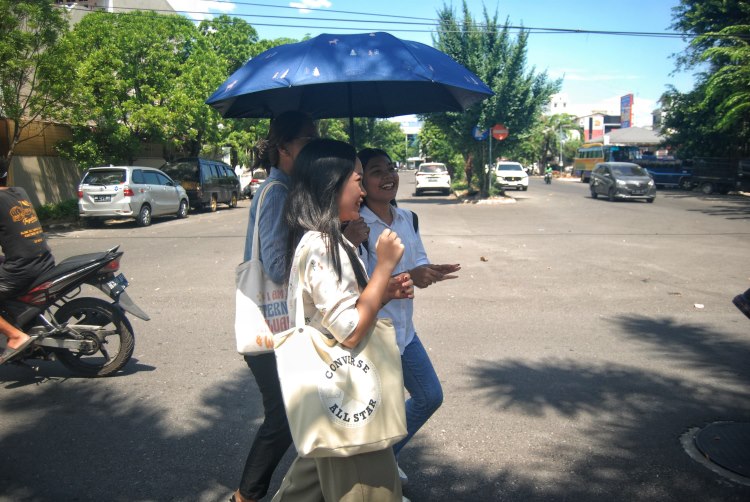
[
  {"xmin": 415, "ymin": 162, "xmax": 451, "ymax": 195},
  {"xmin": 495, "ymin": 161, "xmax": 529, "ymax": 191}
]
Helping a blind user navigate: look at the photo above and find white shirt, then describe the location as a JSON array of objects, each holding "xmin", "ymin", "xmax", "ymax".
[
  {"xmin": 287, "ymin": 231, "xmax": 365, "ymax": 344},
  {"xmin": 360, "ymin": 205, "xmax": 429, "ymax": 354}
]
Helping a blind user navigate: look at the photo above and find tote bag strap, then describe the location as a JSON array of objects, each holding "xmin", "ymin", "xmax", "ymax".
[
  {"xmin": 288, "ymin": 233, "xmax": 355, "ymax": 352},
  {"xmin": 250, "ymin": 180, "xmax": 284, "ymax": 262}
]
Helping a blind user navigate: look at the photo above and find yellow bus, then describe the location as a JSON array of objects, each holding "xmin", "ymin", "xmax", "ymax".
[{"xmin": 574, "ymin": 143, "xmax": 641, "ymax": 182}]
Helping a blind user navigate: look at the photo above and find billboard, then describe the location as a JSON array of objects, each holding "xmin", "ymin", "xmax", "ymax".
[{"xmin": 620, "ymin": 94, "xmax": 634, "ymax": 128}]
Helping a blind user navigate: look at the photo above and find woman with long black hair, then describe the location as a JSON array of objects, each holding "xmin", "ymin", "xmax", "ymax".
[{"xmin": 273, "ymin": 138, "xmax": 406, "ymax": 501}]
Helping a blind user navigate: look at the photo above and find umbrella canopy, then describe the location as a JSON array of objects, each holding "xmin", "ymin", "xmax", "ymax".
[{"xmin": 206, "ymin": 32, "xmax": 493, "ymax": 120}]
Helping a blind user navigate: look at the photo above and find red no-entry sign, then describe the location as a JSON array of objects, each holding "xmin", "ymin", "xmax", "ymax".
[{"xmin": 492, "ymin": 123, "xmax": 509, "ymax": 140}]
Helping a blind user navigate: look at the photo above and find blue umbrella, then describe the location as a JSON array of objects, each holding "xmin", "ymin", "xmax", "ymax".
[{"xmin": 206, "ymin": 32, "xmax": 493, "ymax": 123}]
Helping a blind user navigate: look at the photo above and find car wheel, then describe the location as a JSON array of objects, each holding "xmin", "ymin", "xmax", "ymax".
[
  {"xmin": 646, "ymin": 197, "xmax": 655, "ymax": 203},
  {"xmin": 679, "ymin": 177, "xmax": 693, "ymax": 191},
  {"xmin": 415, "ymin": 189, "xmax": 422, "ymax": 196},
  {"xmin": 209, "ymin": 195, "xmax": 218, "ymax": 212},
  {"xmin": 177, "ymin": 199, "xmax": 188, "ymax": 218},
  {"xmin": 700, "ymin": 182, "xmax": 715, "ymax": 195},
  {"xmin": 228, "ymin": 193, "xmax": 238, "ymax": 208},
  {"xmin": 522, "ymin": 186, "xmax": 528, "ymax": 191},
  {"xmin": 607, "ymin": 188, "xmax": 616, "ymax": 202},
  {"xmin": 136, "ymin": 204, "xmax": 152, "ymax": 227},
  {"xmin": 590, "ymin": 188, "xmax": 598, "ymax": 199}
]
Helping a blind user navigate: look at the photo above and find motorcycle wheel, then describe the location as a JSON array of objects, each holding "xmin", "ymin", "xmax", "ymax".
[{"xmin": 53, "ymin": 298, "xmax": 135, "ymax": 377}]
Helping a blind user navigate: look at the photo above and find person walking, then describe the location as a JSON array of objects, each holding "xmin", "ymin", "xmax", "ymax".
[
  {"xmin": 272, "ymin": 138, "xmax": 405, "ymax": 501},
  {"xmin": 357, "ymin": 147, "xmax": 460, "ymax": 485},
  {"xmin": 232, "ymin": 111, "xmax": 318, "ymax": 502}
]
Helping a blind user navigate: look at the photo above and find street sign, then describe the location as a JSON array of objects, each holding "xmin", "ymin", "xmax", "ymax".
[
  {"xmin": 472, "ymin": 126, "xmax": 489, "ymax": 141},
  {"xmin": 492, "ymin": 123, "xmax": 509, "ymax": 141}
]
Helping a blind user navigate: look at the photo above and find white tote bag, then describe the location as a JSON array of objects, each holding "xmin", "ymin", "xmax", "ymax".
[
  {"xmin": 274, "ymin": 233, "xmax": 407, "ymax": 457},
  {"xmin": 234, "ymin": 181, "xmax": 289, "ymax": 354}
]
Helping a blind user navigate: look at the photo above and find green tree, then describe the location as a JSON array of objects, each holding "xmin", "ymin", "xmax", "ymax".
[
  {"xmin": 199, "ymin": 15, "xmax": 260, "ymax": 75},
  {"xmin": 428, "ymin": 1, "xmax": 561, "ymax": 195},
  {"xmin": 0, "ymin": 0, "xmax": 69, "ymax": 174},
  {"xmin": 420, "ymin": 121, "xmax": 464, "ymax": 177},
  {"xmin": 662, "ymin": 1, "xmax": 750, "ymax": 158},
  {"xmin": 532, "ymin": 114, "xmax": 580, "ymax": 170},
  {"xmin": 55, "ymin": 11, "xmax": 243, "ymax": 167}
]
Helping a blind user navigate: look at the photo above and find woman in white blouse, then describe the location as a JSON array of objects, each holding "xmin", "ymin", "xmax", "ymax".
[{"xmin": 273, "ymin": 138, "xmax": 408, "ymax": 501}]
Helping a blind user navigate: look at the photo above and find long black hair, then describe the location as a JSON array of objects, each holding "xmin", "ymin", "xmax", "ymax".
[{"xmin": 284, "ymin": 138, "xmax": 368, "ymax": 289}]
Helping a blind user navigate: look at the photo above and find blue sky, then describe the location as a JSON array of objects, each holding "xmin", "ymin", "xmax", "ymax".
[{"xmin": 168, "ymin": 0, "xmax": 698, "ymax": 127}]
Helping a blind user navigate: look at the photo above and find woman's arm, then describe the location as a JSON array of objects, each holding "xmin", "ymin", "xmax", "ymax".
[{"xmin": 341, "ymin": 229, "xmax": 403, "ymax": 348}]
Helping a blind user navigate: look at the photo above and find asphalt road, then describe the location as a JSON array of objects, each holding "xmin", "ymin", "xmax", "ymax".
[{"xmin": 1, "ymin": 173, "xmax": 749, "ymax": 502}]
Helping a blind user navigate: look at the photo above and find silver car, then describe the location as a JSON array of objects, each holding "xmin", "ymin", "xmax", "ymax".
[
  {"xmin": 78, "ymin": 166, "xmax": 190, "ymax": 226},
  {"xmin": 590, "ymin": 162, "xmax": 656, "ymax": 203}
]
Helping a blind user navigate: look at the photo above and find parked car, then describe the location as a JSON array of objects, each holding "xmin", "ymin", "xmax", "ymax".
[
  {"xmin": 242, "ymin": 168, "xmax": 268, "ymax": 199},
  {"xmin": 415, "ymin": 162, "xmax": 451, "ymax": 195},
  {"xmin": 589, "ymin": 162, "xmax": 656, "ymax": 203},
  {"xmin": 78, "ymin": 166, "xmax": 189, "ymax": 227},
  {"xmin": 160, "ymin": 157, "xmax": 240, "ymax": 212},
  {"xmin": 494, "ymin": 161, "xmax": 529, "ymax": 191},
  {"xmin": 635, "ymin": 157, "xmax": 691, "ymax": 189}
]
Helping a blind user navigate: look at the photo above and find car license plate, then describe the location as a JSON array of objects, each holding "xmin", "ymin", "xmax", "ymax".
[
  {"xmin": 93, "ymin": 195, "xmax": 111, "ymax": 202},
  {"xmin": 631, "ymin": 190, "xmax": 645, "ymax": 195}
]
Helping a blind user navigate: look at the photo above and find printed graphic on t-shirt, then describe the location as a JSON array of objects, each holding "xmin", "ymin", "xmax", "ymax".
[{"xmin": 7, "ymin": 198, "xmax": 43, "ymax": 244}]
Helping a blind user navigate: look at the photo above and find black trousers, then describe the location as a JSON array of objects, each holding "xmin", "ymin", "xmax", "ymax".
[
  {"xmin": 239, "ymin": 352, "xmax": 293, "ymax": 500},
  {"xmin": 0, "ymin": 252, "xmax": 55, "ymax": 301}
]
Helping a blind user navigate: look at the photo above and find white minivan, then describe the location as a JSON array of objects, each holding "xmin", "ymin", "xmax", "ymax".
[{"xmin": 78, "ymin": 166, "xmax": 189, "ymax": 227}]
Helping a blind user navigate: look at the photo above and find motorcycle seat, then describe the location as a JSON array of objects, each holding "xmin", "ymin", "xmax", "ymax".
[{"xmin": 28, "ymin": 252, "xmax": 111, "ymax": 289}]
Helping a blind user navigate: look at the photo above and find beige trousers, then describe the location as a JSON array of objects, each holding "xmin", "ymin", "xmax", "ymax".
[{"xmin": 271, "ymin": 448, "xmax": 402, "ymax": 502}]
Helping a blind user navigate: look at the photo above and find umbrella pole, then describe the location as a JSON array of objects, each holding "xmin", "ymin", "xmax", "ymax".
[{"xmin": 348, "ymin": 83, "xmax": 356, "ymax": 149}]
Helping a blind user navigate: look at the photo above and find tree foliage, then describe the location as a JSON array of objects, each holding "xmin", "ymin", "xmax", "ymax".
[
  {"xmin": 0, "ymin": 0, "xmax": 69, "ymax": 174},
  {"xmin": 427, "ymin": 1, "xmax": 560, "ymax": 194},
  {"xmin": 662, "ymin": 1, "xmax": 750, "ymax": 158},
  {"xmin": 55, "ymin": 11, "xmax": 206, "ymax": 166}
]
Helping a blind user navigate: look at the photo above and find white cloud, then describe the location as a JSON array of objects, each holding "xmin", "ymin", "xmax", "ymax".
[
  {"xmin": 290, "ymin": 0, "xmax": 332, "ymax": 14},
  {"xmin": 167, "ymin": 0, "xmax": 235, "ymax": 22}
]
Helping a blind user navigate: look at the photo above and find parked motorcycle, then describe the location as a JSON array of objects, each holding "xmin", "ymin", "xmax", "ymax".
[
  {"xmin": 544, "ymin": 172, "xmax": 552, "ymax": 184},
  {"xmin": 0, "ymin": 246, "xmax": 149, "ymax": 377}
]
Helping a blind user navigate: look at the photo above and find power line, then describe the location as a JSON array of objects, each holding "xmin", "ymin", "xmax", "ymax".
[{"xmin": 59, "ymin": 3, "xmax": 710, "ymax": 40}]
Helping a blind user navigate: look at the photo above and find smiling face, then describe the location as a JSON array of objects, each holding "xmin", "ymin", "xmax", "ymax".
[
  {"xmin": 338, "ymin": 158, "xmax": 366, "ymax": 221},
  {"xmin": 362, "ymin": 154, "xmax": 399, "ymax": 205}
]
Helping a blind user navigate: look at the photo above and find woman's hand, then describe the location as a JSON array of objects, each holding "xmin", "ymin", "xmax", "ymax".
[
  {"xmin": 374, "ymin": 228, "xmax": 404, "ymax": 272},
  {"xmin": 382, "ymin": 273, "xmax": 414, "ymax": 305},
  {"xmin": 410, "ymin": 263, "xmax": 461, "ymax": 288},
  {"xmin": 342, "ymin": 217, "xmax": 369, "ymax": 247}
]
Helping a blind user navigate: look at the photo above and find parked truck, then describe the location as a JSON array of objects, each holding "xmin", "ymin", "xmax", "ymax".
[{"xmin": 683, "ymin": 158, "xmax": 750, "ymax": 195}]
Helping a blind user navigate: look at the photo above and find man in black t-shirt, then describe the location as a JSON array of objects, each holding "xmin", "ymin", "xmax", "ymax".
[{"xmin": 0, "ymin": 172, "xmax": 55, "ymax": 364}]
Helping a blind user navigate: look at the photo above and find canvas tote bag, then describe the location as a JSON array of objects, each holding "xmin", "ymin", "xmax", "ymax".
[
  {"xmin": 274, "ymin": 232, "xmax": 407, "ymax": 457},
  {"xmin": 234, "ymin": 181, "xmax": 289, "ymax": 354}
]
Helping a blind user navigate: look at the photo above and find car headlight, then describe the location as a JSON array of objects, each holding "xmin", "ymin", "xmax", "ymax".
[
  {"xmin": 648, "ymin": 179, "xmax": 655, "ymax": 186},
  {"xmin": 616, "ymin": 179, "xmax": 626, "ymax": 186}
]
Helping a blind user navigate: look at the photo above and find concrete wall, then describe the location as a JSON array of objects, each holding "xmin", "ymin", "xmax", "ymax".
[{"xmin": 9, "ymin": 156, "xmax": 82, "ymax": 208}]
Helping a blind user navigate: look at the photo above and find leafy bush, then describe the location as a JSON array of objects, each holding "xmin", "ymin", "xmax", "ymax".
[{"xmin": 35, "ymin": 199, "xmax": 79, "ymax": 222}]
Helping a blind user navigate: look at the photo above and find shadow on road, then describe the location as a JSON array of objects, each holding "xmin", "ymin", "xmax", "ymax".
[
  {"xmin": 457, "ymin": 315, "xmax": 750, "ymax": 501},
  {"xmin": 3, "ymin": 316, "xmax": 750, "ymax": 501}
]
